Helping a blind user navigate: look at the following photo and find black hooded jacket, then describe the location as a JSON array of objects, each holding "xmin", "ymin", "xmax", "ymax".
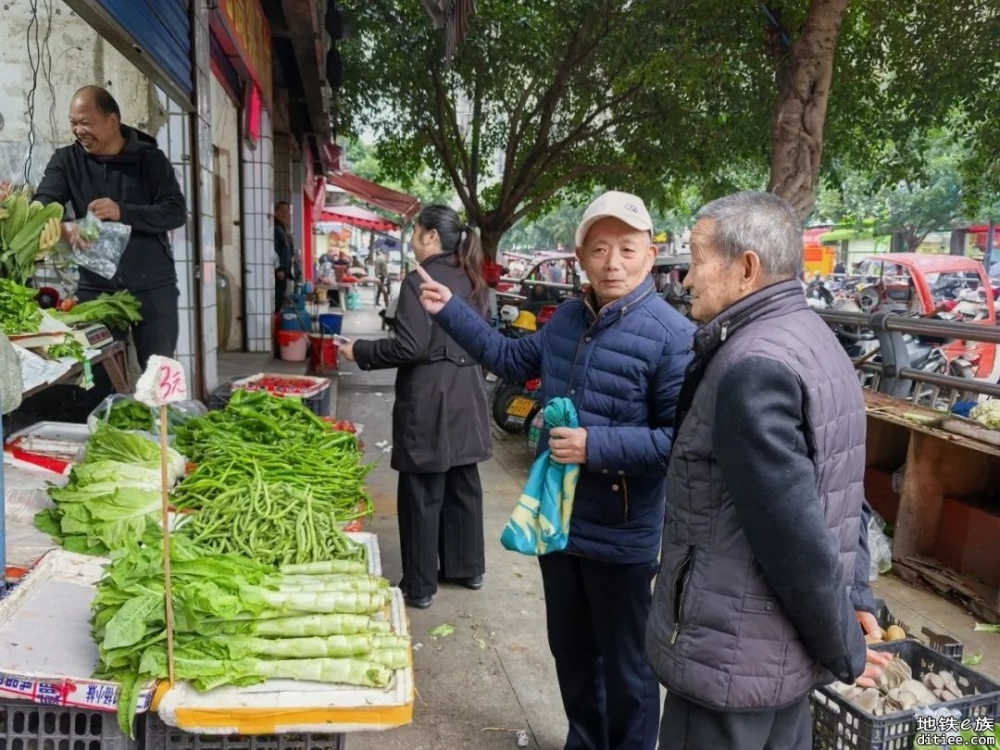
[{"xmin": 35, "ymin": 125, "xmax": 186, "ymax": 292}]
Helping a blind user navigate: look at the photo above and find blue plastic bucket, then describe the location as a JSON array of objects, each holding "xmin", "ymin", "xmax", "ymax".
[
  {"xmin": 318, "ymin": 313, "xmax": 343, "ymax": 336},
  {"xmin": 281, "ymin": 310, "xmax": 309, "ymax": 332}
]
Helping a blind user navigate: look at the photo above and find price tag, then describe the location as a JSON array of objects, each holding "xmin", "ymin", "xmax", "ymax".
[{"xmin": 134, "ymin": 355, "xmax": 188, "ymax": 407}]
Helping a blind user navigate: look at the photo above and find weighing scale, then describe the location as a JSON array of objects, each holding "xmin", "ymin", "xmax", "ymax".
[{"xmin": 71, "ymin": 323, "xmax": 114, "ymax": 349}]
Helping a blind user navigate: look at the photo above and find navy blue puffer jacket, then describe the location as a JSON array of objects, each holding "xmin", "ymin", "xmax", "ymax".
[{"xmin": 435, "ymin": 277, "xmax": 695, "ymax": 563}]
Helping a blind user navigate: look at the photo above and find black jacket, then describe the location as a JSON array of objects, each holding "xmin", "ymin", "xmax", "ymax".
[
  {"xmin": 35, "ymin": 125, "xmax": 186, "ymax": 292},
  {"xmin": 274, "ymin": 223, "xmax": 294, "ymax": 274},
  {"xmin": 353, "ymin": 253, "xmax": 492, "ymax": 474}
]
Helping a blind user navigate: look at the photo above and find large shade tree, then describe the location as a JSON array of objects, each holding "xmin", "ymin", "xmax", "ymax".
[{"xmin": 340, "ymin": 0, "xmax": 998, "ymax": 256}]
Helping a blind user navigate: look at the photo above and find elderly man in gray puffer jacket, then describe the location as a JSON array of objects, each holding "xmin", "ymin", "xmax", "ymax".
[{"xmin": 645, "ymin": 191, "xmax": 890, "ymax": 750}]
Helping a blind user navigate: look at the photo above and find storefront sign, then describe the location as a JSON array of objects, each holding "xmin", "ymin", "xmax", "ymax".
[{"xmin": 215, "ymin": 0, "xmax": 273, "ymax": 108}]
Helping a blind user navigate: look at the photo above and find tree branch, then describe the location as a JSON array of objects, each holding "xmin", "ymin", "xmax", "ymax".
[
  {"xmin": 503, "ymin": 16, "xmax": 612, "ymax": 208},
  {"xmin": 508, "ymin": 162, "xmax": 632, "ymax": 225},
  {"xmin": 506, "ymin": 82, "xmax": 645, "ymax": 211}
]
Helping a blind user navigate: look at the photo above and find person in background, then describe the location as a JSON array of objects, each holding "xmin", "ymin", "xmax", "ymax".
[
  {"xmin": 333, "ymin": 250, "xmax": 351, "ymax": 280},
  {"xmin": 415, "ymin": 191, "xmax": 694, "ymax": 750},
  {"xmin": 273, "ymin": 201, "xmax": 294, "ymax": 312},
  {"xmin": 340, "ymin": 205, "xmax": 492, "ymax": 610},
  {"xmin": 481, "ymin": 254, "xmax": 506, "ymax": 323},
  {"xmin": 374, "ymin": 250, "xmax": 390, "ymax": 306},
  {"xmin": 35, "ymin": 85, "xmax": 186, "ymax": 368},
  {"xmin": 834, "ymin": 259, "xmax": 846, "ymax": 275},
  {"xmin": 645, "ymin": 191, "xmax": 889, "ymax": 750}
]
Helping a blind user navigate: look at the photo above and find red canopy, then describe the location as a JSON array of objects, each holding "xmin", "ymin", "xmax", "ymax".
[
  {"xmin": 321, "ymin": 204, "xmax": 400, "ymax": 232},
  {"xmin": 326, "ymin": 172, "xmax": 421, "ymax": 222}
]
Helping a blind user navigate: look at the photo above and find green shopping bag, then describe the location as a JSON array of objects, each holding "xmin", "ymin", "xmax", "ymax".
[{"xmin": 500, "ymin": 397, "xmax": 580, "ymax": 555}]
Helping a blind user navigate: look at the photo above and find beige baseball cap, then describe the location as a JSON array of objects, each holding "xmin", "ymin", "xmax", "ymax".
[{"xmin": 574, "ymin": 191, "xmax": 654, "ymax": 248}]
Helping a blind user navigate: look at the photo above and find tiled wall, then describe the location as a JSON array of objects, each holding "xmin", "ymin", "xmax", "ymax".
[
  {"xmin": 192, "ymin": 1, "xmax": 219, "ymax": 389},
  {"xmin": 154, "ymin": 89, "xmax": 198, "ymax": 388},
  {"xmin": 242, "ymin": 111, "xmax": 275, "ymax": 352}
]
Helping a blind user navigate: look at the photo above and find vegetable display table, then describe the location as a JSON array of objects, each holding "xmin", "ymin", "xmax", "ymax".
[
  {"xmin": 863, "ymin": 390, "xmax": 1000, "ymax": 623},
  {"xmin": 21, "ymin": 341, "xmax": 130, "ymax": 399}
]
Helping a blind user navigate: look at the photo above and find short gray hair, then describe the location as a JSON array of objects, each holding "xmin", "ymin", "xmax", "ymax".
[{"xmin": 695, "ymin": 191, "xmax": 803, "ymax": 279}]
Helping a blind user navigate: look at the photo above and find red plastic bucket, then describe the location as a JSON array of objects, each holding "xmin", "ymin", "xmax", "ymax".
[
  {"xmin": 276, "ymin": 330, "xmax": 308, "ymax": 362},
  {"xmin": 309, "ymin": 334, "xmax": 338, "ymax": 371}
]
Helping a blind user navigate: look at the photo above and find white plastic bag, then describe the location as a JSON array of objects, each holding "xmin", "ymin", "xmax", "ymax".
[
  {"xmin": 868, "ymin": 510, "xmax": 893, "ymax": 581},
  {"xmin": 51, "ymin": 212, "xmax": 131, "ymax": 279}
]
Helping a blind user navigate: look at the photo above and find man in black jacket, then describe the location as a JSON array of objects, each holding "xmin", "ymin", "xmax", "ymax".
[
  {"xmin": 35, "ymin": 86, "xmax": 186, "ymax": 369},
  {"xmin": 273, "ymin": 201, "xmax": 294, "ymax": 312}
]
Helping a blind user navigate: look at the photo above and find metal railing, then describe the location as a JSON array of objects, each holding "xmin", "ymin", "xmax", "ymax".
[{"xmin": 815, "ymin": 309, "xmax": 1000, "ymax": 407}]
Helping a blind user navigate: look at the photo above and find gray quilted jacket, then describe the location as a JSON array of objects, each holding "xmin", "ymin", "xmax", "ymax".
[{"xmin": 645, "ymin": 280, "xmax": 869, "ymax": 710}]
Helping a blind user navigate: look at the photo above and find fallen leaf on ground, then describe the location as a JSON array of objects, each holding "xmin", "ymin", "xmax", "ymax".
[{"xmin": 427, "ymin": 623, "xmax": 455, "ymax": 638}]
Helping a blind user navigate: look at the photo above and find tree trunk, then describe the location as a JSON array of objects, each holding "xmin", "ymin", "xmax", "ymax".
[
  {"xmin": 479, "ymin": 226, "xmax": 504, "ymax": 262},
  {"xmin": 767, "ymin": 0, "xmax": 850, "ymax": 221},
  {"xmin": 949, "ymin": 228, "xmax": 966, "ymax": 256}
]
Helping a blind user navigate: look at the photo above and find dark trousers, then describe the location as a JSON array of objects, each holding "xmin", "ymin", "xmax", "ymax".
[
  {"xmin": 397, "ymin": 464, "xmax": 485, "ymax": 599},
  {"xmin": 538, "ymin": 553, "xmax": 660, "ymax": 750},
  {"xmin": 374, "ymin": 275, "xmax": 390, "ymax": 306},
  {"xmin": 659, "ymin": 692, "xmax": 811, "ymax": 750},
  {"xmin": 275, "ymin": 271, "xmax": 288, "ymax": 313},
  {"xmin": 79, "ymin": 284, "xmax": 179, "ymax": 371}
]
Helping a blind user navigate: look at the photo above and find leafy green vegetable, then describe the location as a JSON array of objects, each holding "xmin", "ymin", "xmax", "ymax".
[
  {"xmin": 48, "ymin": 334, "xmax": 87, "ymax": 362},
  {"xmin": 974, "ymin": 623, "xmax": 1000, "ymax": 633},
  {"xmin": 87, "ymin": 423, "xmax": 185, "ymax": 478},
  {"xmin": 0, "ymin": 277, "xmax": 43, "ymax": 334},
  {"xmin": 51, "ymin": 291, "xmax": 142, "ymax": 331},
  {"xmin": 34, "ymin": 428, "xmax": 185, "ymax": 557},
  {"xmin": 427, "ymin": 624, "xmax": 455, "ymax": 639},
  {"xmin": 92, "ymin": 537, "xmax": 402, "ymax": 736},
  {"xmin": 962, "ymin": 652, "xmax": 984, "ymax": 666},
  {"xmin": 105, "ymin": 399, "xmax": 155, "ymax": 431}
]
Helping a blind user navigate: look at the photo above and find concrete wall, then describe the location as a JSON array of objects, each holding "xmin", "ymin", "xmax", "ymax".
[
  {"xmin": 0, "ymin": 0, "xmax": 157, "ymax": 187},
  {"xmin": 210, "ymin": 74, "xmax": 243, "ymax": 351}
]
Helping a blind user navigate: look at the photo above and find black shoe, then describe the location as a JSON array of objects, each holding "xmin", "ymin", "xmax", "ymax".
[
  {"xmin": 437, "ymin": 572, "xmax": 484, "ymax": 590},
  {"xmin": 404, "ymin": 595, "xmax": 432, "ymax": 609}
]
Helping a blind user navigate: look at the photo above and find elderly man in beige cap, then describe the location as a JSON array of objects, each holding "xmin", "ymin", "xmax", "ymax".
[{"xmin": 415, "ymin": 191, "xmax": 695, "ymax": 749}]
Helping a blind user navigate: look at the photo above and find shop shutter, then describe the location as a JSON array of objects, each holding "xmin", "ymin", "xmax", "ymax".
[{"xmin": 92, "ymin": 0, "xmax": 193, "ymax": 101}]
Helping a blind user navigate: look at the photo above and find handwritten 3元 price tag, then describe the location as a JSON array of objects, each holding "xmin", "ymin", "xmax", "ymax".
[{"xmin": 134, "ymin": 355, "xmax": 189, "ymax": 407}]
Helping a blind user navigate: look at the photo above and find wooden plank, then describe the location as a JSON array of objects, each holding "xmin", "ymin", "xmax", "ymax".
[
  {"xmin": 864, "ymin": 390, "xmax": 1000, "ymax": 459},
  {"xmin": 894, "ymin": 555, "xmax": 1000, "ymax": 624},
  {"xmin": 894, "ymin": 432, "xmax": 948, "ymax": 558}
]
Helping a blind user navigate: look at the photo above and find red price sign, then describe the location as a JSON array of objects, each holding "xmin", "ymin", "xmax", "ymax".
[{"xmin": 135, "ymin": 356, "xmax": 189, "ymax": 407}]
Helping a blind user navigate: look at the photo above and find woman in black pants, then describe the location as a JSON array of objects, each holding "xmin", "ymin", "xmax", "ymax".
[{"xmin": 341, "ymin": 205, "xmax": 492, "ymax": 609}]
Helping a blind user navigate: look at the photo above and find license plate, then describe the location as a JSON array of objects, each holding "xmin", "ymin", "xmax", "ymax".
[{"xmin": 507, "ymin": 396, "xmax": 536, "ymax": 418}]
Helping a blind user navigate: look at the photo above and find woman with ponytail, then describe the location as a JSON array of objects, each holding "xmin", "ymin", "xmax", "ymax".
[{"xmin": 341, "ymin": 204, "xmax": 492, "ymax": 609}]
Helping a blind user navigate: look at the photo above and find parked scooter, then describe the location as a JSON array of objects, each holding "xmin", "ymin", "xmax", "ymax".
[{"xmin": 486, "ymin": 306, "xmax": 545, "ymax": 434}]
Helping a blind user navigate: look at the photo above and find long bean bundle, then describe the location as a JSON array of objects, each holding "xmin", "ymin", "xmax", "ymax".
[
  {"xmin": 176, "ymin": 464, "xmax": 367, "ymax": 566},
  {"xmin": 173, "ymin": 389, "xmax": 374, "ymax": 523}
]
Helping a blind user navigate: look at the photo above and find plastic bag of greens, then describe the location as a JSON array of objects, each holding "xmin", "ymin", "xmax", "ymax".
[
  {"xmin": 152, "ymin": 399, "xmax": 207, "ymax": 435},
  {"xmin": 52, "ymin": 212, "xmax": 131, "ymax": 279},
  {"xmin": 868, "ymin": 510, "xmax": 893, "ymax": 581}
]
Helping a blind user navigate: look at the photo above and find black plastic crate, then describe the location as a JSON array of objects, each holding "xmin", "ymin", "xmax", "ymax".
[
  {"xmin": 873, "ymin": 598, "xmax": 964, "ymax": 661},
  {"xmin": 208, "ymin": 376, "xmax": 332, "ymax": 417},
  {"xmin": 144, "ymin": 714, "xmax": 345, "ymax": 750},
  {"xmin": 810, "ymin": 639, "xmax": 1000, "ymax": 750},
  {"xmin": 0, "ymin": 698, "xmax": 138, "ymax": 750}
]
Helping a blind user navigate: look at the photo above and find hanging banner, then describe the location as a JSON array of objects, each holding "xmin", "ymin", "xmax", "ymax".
[{"xmin": 213, "ymin": 0, "xmax": 273, "ymax": 109}]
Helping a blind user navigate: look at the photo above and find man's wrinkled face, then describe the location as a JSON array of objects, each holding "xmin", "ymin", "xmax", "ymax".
[
  {"xmin": 69, "ymin": 97, "xmax": 118, "ymax": 154},
  {"xmin": 684, "ymin": 218, "xmax": 747, "ymax": 323},
  {"xmin": 576, "ymin": 217, "xmax": 655, "ymax": 306}
]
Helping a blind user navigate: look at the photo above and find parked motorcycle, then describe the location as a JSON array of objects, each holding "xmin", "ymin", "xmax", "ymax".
[{"xmin": 485, "ymin": 306, "xmax": 545, "ymax": 434}]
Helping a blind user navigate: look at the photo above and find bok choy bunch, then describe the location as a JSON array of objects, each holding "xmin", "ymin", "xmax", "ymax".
[{"xmin": 93, "ymin": 536, "xmax": 406, "ymax": 736}]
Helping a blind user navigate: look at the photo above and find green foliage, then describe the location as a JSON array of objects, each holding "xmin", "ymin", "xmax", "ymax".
[
  {"xmin": 818, "ymin": 120, "xmax": 974, "ymax": 250},
  {"xmin": 340, "ymin": 0, "xmax": 999, "ymax": 248}
]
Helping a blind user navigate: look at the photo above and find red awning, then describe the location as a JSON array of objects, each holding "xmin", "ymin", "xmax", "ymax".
[
  {"xmin": 321, "ymin": 204, "xmax": 400, "ymax": 232},
  {"xmin": 326, "ymin": 172, "xmax": 421, "ymax": 222}
]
